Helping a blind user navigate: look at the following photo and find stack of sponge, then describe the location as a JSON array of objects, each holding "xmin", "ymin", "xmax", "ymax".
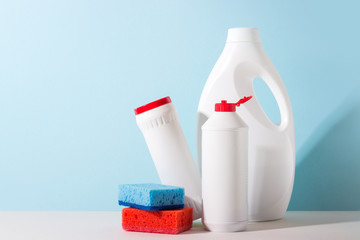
[{"xmin": 118, "ymin": 183, "xmax": 193, "ymax": 234}]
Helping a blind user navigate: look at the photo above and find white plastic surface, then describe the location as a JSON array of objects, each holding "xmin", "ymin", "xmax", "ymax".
[
  {"xmin": 136, "ymin": 102, "xmax": 202, "ymax": 220},
  {"xmin": 197, "ymin": 28, "xmax": 296, "ymax": 221},
  {"xmin": 1, "ymin": 212, "xmax": 360, "ymax": 240},
  {"xmin": 202, "ymin": 112, "xmax": 248, "ymax": 232}
]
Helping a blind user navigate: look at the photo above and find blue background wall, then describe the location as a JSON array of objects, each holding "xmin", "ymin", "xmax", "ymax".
[{"xmin": 1, "ymin": 0, "xmax": 359, "ymax": 210}]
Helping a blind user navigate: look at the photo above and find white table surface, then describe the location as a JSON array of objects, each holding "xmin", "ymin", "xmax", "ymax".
[{"xmin": 0, "ymin": 211, "xmax": 359, "ymax": 240}]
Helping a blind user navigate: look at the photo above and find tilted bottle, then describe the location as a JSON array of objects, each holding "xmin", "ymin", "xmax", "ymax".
[
  {"xmin": 197, "ymin": 28, "xmax": 295, "ymax": 221},
  {"xmin": 135, "ymin": 96, "xmax": 202, "ymax": 220}
]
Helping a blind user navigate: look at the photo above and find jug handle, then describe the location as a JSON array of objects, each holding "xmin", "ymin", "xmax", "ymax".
[{"xmin": 258, "ymin": 66, "xmax": 293, "ymax": 133}]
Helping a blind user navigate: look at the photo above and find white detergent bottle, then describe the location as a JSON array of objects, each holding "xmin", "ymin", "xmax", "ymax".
[
  {"xmin": 135, "ymin": 96, "xmax": 202, "ymax": 220},
  {"xmin": 202, "ymin": 96, "xmax": 252, "ymax": 232},
  {"xmin": 197, "ymin": 27, "xmax": 295, "ymax": 221}
]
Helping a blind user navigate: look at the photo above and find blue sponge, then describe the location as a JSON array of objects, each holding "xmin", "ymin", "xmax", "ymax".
[{"xmin": 118, "ymin": 183, "xmax": 185, "ymax": 210}]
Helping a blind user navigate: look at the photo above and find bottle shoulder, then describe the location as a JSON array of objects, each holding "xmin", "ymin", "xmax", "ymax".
[{"xmin": 202, "ymin": 112, "xmax": 248, "ymax": 130}]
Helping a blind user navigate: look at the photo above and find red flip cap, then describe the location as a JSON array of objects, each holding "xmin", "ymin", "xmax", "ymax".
[
  {"xmin": 134, "ymin": 96, "xmax": 171, "ymax": 115},
  {"xmin": 215, "ymin": 96, "xmax": 252, "ymax": 112}
]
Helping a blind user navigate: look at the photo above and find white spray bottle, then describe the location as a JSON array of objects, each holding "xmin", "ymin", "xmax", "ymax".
[{"xmin": 202, "ymin": 96, "xmax": 252, "ymax": 232}]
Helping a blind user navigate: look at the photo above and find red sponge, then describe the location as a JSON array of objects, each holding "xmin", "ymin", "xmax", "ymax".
[{"xmin": 122, "ymin": 207, "xmax": 193, "ymax": 234}]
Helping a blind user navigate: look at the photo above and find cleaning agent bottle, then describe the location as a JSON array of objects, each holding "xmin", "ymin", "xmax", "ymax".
[
  {"xmin": 197, "ymin": 27, "xmax": 295, "ymax": 221},
  {"xmin": 135, "ymin": 96, "xmax": 202, "ymax": 220},
  {"xmin": 202, "ymin": 96, "xmax": 252, "ymax": 232}
]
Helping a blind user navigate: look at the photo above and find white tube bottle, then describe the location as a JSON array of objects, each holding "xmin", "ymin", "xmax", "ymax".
[
  {"xmin": 135, "ymin": 96, "xmax": 202, "ymax": 220},
  {"xmin": 202, "ymin": 96, "xmax": 252, "ymax": 232}
]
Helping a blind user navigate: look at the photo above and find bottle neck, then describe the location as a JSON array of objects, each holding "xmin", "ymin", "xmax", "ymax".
[{"xmin": 226, "ymin": 27, "xmax": 261, "ymax": 43}]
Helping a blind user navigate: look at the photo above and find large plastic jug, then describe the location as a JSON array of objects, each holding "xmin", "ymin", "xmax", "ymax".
[{"xmin": 197, "ymin": 27, "xmax": 295, "ymax": 221}]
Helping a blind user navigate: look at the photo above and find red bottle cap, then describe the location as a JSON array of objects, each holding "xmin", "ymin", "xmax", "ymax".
[
  {"xmin": 134, "ymin": 96, "xmax": 171, "ymax": 115},
  {"xmin": 215, "ymin": 96, "xmax": 252, "ymax": 112}
]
